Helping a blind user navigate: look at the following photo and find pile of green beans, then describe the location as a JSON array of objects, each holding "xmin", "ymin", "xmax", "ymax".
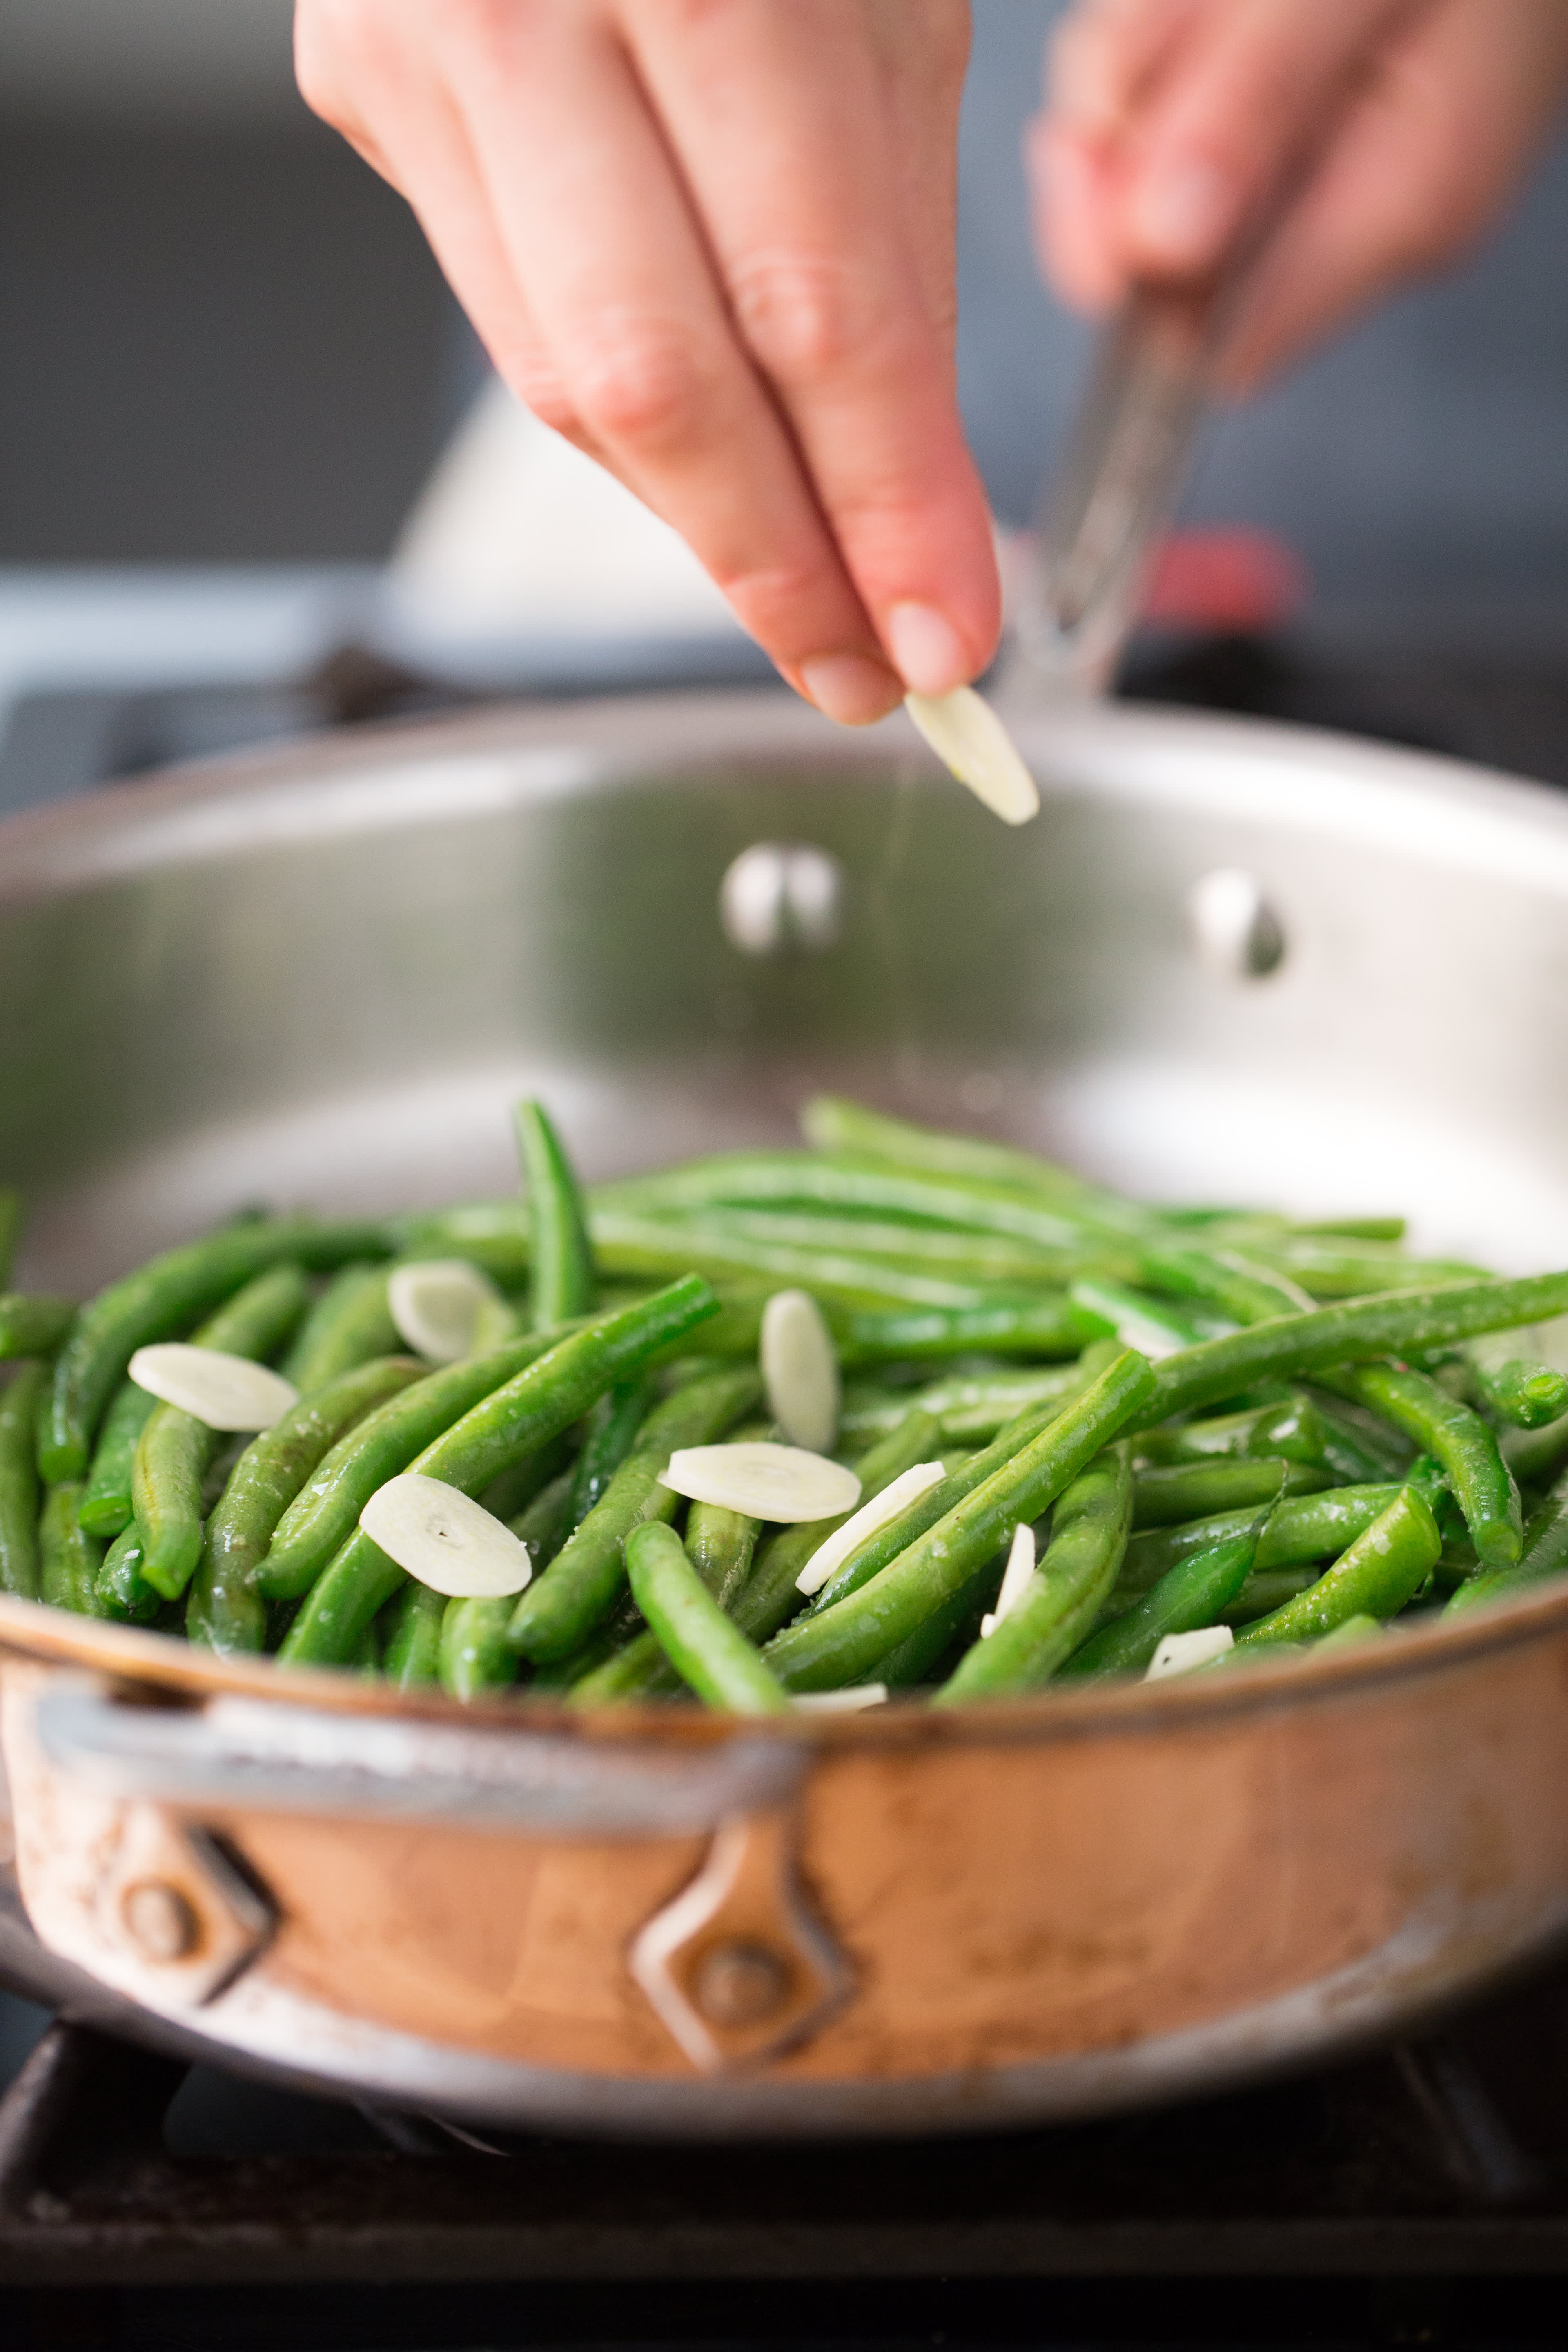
[{"xmin": 4, "ymin": 1096, "xmax": 1568, "ymax": 1711}]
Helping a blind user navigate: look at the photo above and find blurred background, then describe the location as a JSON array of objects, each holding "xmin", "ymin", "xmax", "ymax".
[{"xmin": 4, "ymin": 0, "xmax": 1568, "ymax": 804}]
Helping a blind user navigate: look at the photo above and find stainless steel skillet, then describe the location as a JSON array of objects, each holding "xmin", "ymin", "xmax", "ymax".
[{"xmin": 2, "ymin": 686, "xmax": 1568, "ymax": 2136}]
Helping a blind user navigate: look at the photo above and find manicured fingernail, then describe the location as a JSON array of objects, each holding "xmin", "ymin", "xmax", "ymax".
[
  {"xmin": 797, "ymin": 652, "xmax": 903, "ymax": 726},
  {"xmin": 884, "ymin": 602, "xmax": 971, "ymax": 697},
  {"xmin": 1131, "ymin": 156, "xmax": 1235, "ymax": 268}
]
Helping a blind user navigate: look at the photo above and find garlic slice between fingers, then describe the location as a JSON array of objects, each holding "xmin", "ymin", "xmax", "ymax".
[
  {"xmin": 795, "ymin": 1459, "xmax": 947, "ymax": 1595},
  {"xmin": 904, "ymin": 687, "xmax": 1040, "ymax": 825},
  {"xmin": 388, "ymin": 1258, "xmax": 508, "ymax": 1363},
  {"xmin": 760, "ymin": 1288, "xmax": 839, "ymax": 1454},
  {"xmin": 360, "ymin": 1473, "xmax": 533, "ymax": 1598},
  {"xmin": 660, "ymin": 1441, "xmax": 860, "ymax": 1523},
  {"xmin": 128, "ymin": 1344, "xmax": 297, "ymax": 1432}
]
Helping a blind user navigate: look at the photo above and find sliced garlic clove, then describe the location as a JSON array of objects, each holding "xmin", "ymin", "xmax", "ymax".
[
  {"xmin": 795, "ymin": 1459, "xmax": 947, "ymax": 1594},
  {"xmin": 360, "ymin": 1472, "xmax": 533, "ymax": 1598},
  {"xmin": 980, "ymin": 1521, "xmax": 1037, "ymax": 1637},
  {"xmin": 128, "ymin": 1344, "xmax": 298, "ymax": 1432},
  {"xmin": 388, "ymin": 1258, "xmax": 509, "ymax": 1363},
  {"xmin": 660, "ymin": 1441, "xmax": 861, "ymax": 1523},
  {"xmin": 1145, "ymin": 1625, "xmax": 1235, "ymax": 1682},
  {"xmin": 760, "ymin": 1288, "xmax": 839, "ymax": 1454},
  {"xmin": 793, "ymin": 1684, "xmax": 889, "ymax": 1712},
  {"xmin": 904, "ymin": 687, "xmax": 1040, "ymax": 826}
]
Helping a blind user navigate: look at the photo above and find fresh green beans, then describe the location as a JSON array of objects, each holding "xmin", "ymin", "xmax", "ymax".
[
  {"xmin": 382, "ymin": 1581, "xmax": 445, "ymax": 1687},
  {"xmin": 79, "ymin": 1379, "xmax": 158, "ymax": 1538},
  {"xmin": 765, "ymin": 1350, "xmax": 1156, "ymax": 1693},
  {"xmin": 1135, "ymin": 1245, "xmax": 1310, "ymax": 1326},
  {"xmin": 1143, "ymin": 1272, "xmax": 1568, "ymax": 1427},
  {"xmin": 40, "ymin": 1216, "xmax": 385, "ymax": 1483},
  {"xmin": 133, "ymin": 1264, "xmax": 312, "ymax": 1603},
  {"xmin": 938, "ymin": 1443, "xmax": 1135, "ymax": 1701},
  {"xmin": 187, "ymin": 1354, "xmax": 422, "ymax": 1656},
  {"xmin": 835, "ymin": 1296, "xmax": 1114, "ymax": 1363},
  {"xmin": 565, "ymin": 1373, "xmax": 656, "ymax": 1531},
  {"xmin": 591, "ymin": 1211, "xmax": 999, "ymax": 1311},
  {"xmin": 1069, "ymin": 1277, "xmax": 1219, "ymax": 1355},
  {"xmin": 0, "ymin": 1364, "xmax": 45, "ymax": 1598},
  {"xmin": 625, "ymin": 1521, "xmax": 790, "ymax": 1713},
  {"xmin": 515, "ymin": 1100, "xmax": 595, "ymax": 1330},
  {"xmin": 1234, "ymin": 1486, "xmax": 1441, "ymax": 1647},
  {"xmin": 1315, "ymin": 1363, "xmax": 1521, "ymax": 1568},
  {"xmin": 0, "ymin": 1294, "xmax": 75, "ymax": 1361},
  {"xmin": 1465, "ymin": 1351, "xmax": 1568, "ymax": 1430},
  {"xmin": 97, "ymin": 1525, "xmax": 160, "ymax": 1624},
  {"xmin": 278, "ymin": 1277, "xmax": 718, "ymax": 1668},
  {"xmin": 258, "ymin": 1321, "xmax": 592, "ymax": 1601},
  {"xmin": 594, "ymin": 1153, "xmax": 1102, "ymax": 1252},
  {"xmin": 798, "ymin": 1094, "xmax": 1125, "ymax": 1221},
  {"xmin": 732, "ymin": 1407, "xmax": 944, "ymax": 1647},
  {"xmin": 1117, "ymin": 1483, "xmax": 1403, "ymax": 1598},
  {"xmin": 1058, "ymin": 1522, "xmax": 1263, "ymax": 1681},
  {"xmin": 1131, "ymin": 1459, "xmax": 1325, "ymax": 1527},
  {"xmin": 839, "ymin": 1365, "xmax": 1083, "ymax": 1446},
  {"xmin": 439, "ymin": 1592, "xmax": 521, "ymax": 1702},
  {"xmin": 508, "ymin": 1366, "xmax": 761, "ymax": 1661},
  {"xmin": 1447, "ymin": 1472, "xmax": 1568, "ymax": 1616},
  {"xmin": 39, "ymin": 1483, "xmax": 105, "ymax": 1615},
  {"xmin": 281, "ymin": 1263, "xmax": 399, "ymax": 1390}
]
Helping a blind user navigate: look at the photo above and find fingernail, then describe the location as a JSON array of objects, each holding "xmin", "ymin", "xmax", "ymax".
[
  {"xmin": 797, "ymin": 652, "xmax": 903, "ymax": 726},
  {"xmin": 884, "ymin": 601, "xmax": 971, "ymax": 697},
  {"xmin": 1131, "ymin": 156, "xmax": 1235, "ymax": 268}
]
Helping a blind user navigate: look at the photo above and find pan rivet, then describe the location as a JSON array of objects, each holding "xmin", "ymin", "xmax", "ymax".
[
  {"xmin": 1188, "ymin": 867, "xmax": 1286, "ymax": 980},
  {"xmin": 719, "ymin": 842, "xmax": 844, "ymax": 956},
  {"xmin": 691, "ymin": 1938, "xmax": 792, "ymax": 2027},
  {"xmin": 120, "ymin": 1878, "xmax": 201, "ymax": 1963}
]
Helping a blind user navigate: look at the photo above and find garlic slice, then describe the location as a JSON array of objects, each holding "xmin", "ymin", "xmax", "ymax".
[
  {"xmin": 128, "ymin": 1344, "xmax": 297, "ymax": 1432},
  {"xmin": 980, "ymin": 1521, "xmax": 1036, "ymax": 1639},
  {"xmin": 793, "ymin": 1684, "xmax": 889, "ymax": 1712},
  {"xmin": 388, "ymin": 1258, "xmax": 508, "ymax": 1363},
  {"xmin": 760, "ymin": 1288, "xmax": 839, "ymax": 1454},
  {"xmin": 904, "ymin": 687, "xmax": 1040, "ymax": 826},
  {"xmin": 795, "ymin": 1459, "xmax": 947, "ymax": 1594},
  {"xmin": 1145, "ymin": 1625, "xmax": 1235, "ymax": 1682},
  {"xmin": 360, "ymin": 1473, "xmax": 533, "ymax": 1598},
  {"xmin": 660, "ymin": 1441, "xmax": 860, "ymax": 1523}
]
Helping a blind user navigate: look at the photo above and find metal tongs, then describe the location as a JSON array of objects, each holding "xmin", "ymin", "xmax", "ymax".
[{"xmin": 1000, "ymin": 198, "xmax": 1286, "ymax": 705}]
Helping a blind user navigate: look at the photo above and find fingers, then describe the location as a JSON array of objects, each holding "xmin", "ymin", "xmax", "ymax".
[
  {"xmin": 1217, "ymin": 0, "xmax": 1568, "ymax": 388},
  {"xmin": 622, "ymin": 0, "xmax": 996, "ymax": 695}
]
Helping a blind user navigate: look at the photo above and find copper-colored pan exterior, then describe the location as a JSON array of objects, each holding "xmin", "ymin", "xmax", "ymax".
[{"xmin": 4, "ymin": 692, "xmax": 1568, "ymax": 2133}]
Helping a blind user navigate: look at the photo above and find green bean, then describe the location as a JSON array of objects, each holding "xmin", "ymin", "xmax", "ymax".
[
  {"xmin": 1300, "ymin": 1391, "xmax": 1410, "ymax": 1482},
  {"xmin": 508, "ymin": 1366, "xmax": 761, "ymax": 1660},
  {"xmin": 1290, "ymin": 1216, "xmax": 1407, "ymax": 1243},
  {"xmin": 133, "ymin": 1264, "xmax": 313, "ymax": 1604},
  {"xmin": 877, "ymin": 1559, "xmax": 1002, "ymax": 1688},
  {"xmin": 565, "ymin": 1373, "xmax": 656, "ymax": 1531},
  {"xmin": 798, "ymin": 1094, "xmax": 1129, "ymax": 1223},
  {"xmin": 765, "ymin": 1350, "xmax": 1156, "ymax": 1693},
  {"xmin": 40, "ymin": 1216, "xmax": 386, "ymax": 1483},
  {"xmin": 1131, "ymin": 1458, "xmax": 1327, "ymax": 1527},
  {"xmin": 581, "ymin": 1481, "xmax": 765, "ymax": 1705},
  {"xmin": 938, "ymin": 1442, "xmax": 1136, "ymax": 1701},
  {"xmin": 187, "ymin": 1355, "xmax": 422, "ymax": 1656},
  {"xmin": 1447, "ymin": 1472, "xmax": 1568, "ymax": 1616},
  {"xmin": 97, "ymin": 1525, "xmax": 160, "ymax": 1624},
  {"xmin": 1136, "ymin": 1245, "xmax": 1310, "ymax": 1325},
  {"xmin": 382, "ymin": 1580, "xmax": 445, "ymax": 1687},
  {"xmin": 258, "ymin": 1320, "xmax": 592, "ymax": 1601},
  {"xmin": 1069, "ymin": 1277, "xmax": 1220, "ymax": 1354},
  {"xmin": 1252, "ymin": 1244, "xmax": 1485, "ymax": 1298},
  {"xmin": 1234, "ymin": 1486, "xmax": 1441, "ymax": 1648},
  {"xmin": 510, "ymin": 1465, "xmax": 577, "ymax": 1566},
  {"xmin": 78, "ymin": 1380, "xmax": 157, "ymax": 1537},
  {"xmin": 1138, "ymin": 1392, "xmax": 1337, "ymax": 1473},
  {"xmin": 835, "ymin": 1295, "xmax": 1114, "ymax": 1364},
  {"xmin": 1312, "ymin": 1613, "xmax": 1383, "ymax": 1652},
  {"xmin": 1501, "ymin": 1409, "xmax": 1568, "ymax": 1488},
  {"xmin": 0, "ymin": 1189, "xmax": 20, "ymax": 1290},
  {"xmin": 590, "ymin": 1210, "xmax": 1001, "ymax": 1311},
  {"xmin": 0, "ymin": 1294, "xmax": 76, "ymax": 1362},
  {"xmin": 625, "ymin": 1521, "xmax": 790, "ymax": 1714},
  {"xmin": 1466, "ymin": 1354, "xmax": 1568, "ymax": 1430},
  {"xmin": 515, "ymin": 1099, "xmax": 594, "ymax": 1329},
  {"xmin": 0, "ymin": 1364, "xmax": 45, "ymax": 1598},
  {"xmin": 278, "ymin": 1277, "xmax": 718, "ymax": 1668},
  {"xmin": 1220, "ymin": 1567, "xmax": 1318, "ymax": 1624},
  {"xmin": 39, "ymin": 1483, "xmax": 105, "ymax": 1615},
  {"xmin": 1058, "ymin": 1521, "xmax": 1263, "ymax": 1681},
  {"xmin": 1315, "ymin": 1363, "xmax": 1521, "ymax": 1568},
  {"xmin": 646, "ymin": 1203, "xmax": 1097, "ymax": 1284},
  {"xmin": 439, "ymin": 1592, "xmax": 521, "ymax": 1702},
  {"xmin": 1116, "ymin": 1483, "xmax": 1404, "ymax": 1598},
  {"xmin": 477, "ymin": 1428, "xmax": 572, "ymax": 1525},
  {"xmin": 839, "ymin": 1364, "xmax": 1082, "ymax": 1446},
  {"xmin": 387, "ymin": 1199, "xmax": 532, "ymax": 1284},
  {"xmin": 732, "ymin": 1406, "xmax": 944, "ymax": 1646},
  {"xmin": 1142, "ymin": 1272, "xmax": 1568, "ymax": 1428},
  {"xmin": 595, "ymin": 1153, "xmax": 1102, "ymax": 1252},
  {"xmin": 281, "ymin": 1263, "xmax": 399, "ymax": 1391}
]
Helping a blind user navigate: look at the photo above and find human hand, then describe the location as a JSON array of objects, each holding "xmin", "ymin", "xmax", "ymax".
[
  {"xmin": 296, "ymin": 0, "xmax": 999, "ymax": 721},
  {"xmin": 1030, "ymin": 0, "xmax": 1568, "ymax": 390}
]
